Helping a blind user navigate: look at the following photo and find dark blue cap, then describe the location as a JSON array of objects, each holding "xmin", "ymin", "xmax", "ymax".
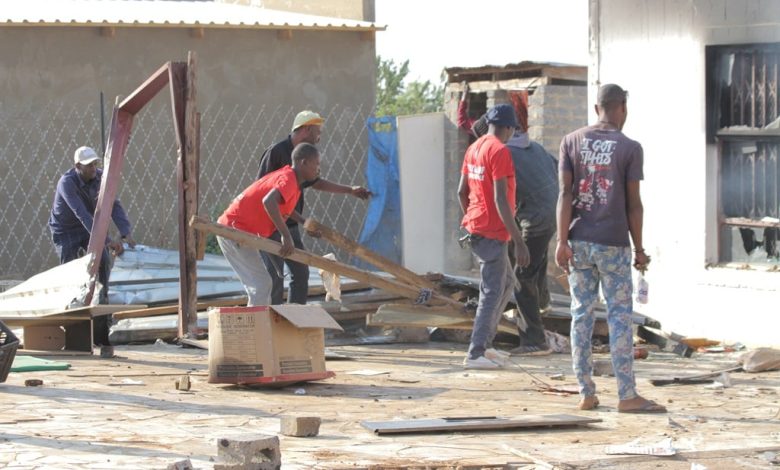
[{"xmin": 486, "ymin": 104, "xmax": 518, "ymax": 128}]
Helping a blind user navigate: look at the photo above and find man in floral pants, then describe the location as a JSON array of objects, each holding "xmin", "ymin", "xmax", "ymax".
[{"xmin": 556, "ymin": 84, "xmax": 666, "ymax": 413}]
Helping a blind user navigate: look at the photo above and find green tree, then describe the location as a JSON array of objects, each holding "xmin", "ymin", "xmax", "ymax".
[{"xmin": 375, "ymin": 56, "xmax": 443, "ymax": 117}]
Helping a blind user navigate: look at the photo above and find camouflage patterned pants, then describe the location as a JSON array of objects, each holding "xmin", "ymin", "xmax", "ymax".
[{"xmin": 568, "ymin": 240, "xmax": 637, "ymax": 400}]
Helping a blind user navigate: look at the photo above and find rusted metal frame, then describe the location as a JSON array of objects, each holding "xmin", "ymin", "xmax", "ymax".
[
  {"xmin": 119, "ymin": 63, "xmax": 172, "ymax": 115},
  {"xmin": 84, "ymin": 108, "xmax": 136, "ymax": 305},
  {"xmin": 85, "ymin": 63, "xmax": 176, "ymax": 304},
  {"xmin": 85, "ymin": 57, "xmax": 202, "ymax": 339}
]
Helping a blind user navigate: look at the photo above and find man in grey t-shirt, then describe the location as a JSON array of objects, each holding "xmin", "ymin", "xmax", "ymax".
[
  {"xmin": 506, "ymin": 130, "xmax": 558, "ymax": 355},
  {"xmin": 556, "ymin": 84, "xmax": 665, "ymax": 414}
]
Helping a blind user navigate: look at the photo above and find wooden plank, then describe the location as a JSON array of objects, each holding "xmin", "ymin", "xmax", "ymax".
[
  {"xmin": 650, "ymin": 366, "xmax": 743, "ymax": 387},
  {"xmin": 304, "ymin": 218, "xmax": 435, "ymax": 290},
  {"xmin": 0, "ymin": 304, "xmax": 146, "ymax": 321},
  {"xmin": 180, "ymin": 337, "xmax": 208, "ymax": 350},
  {"xmin": 367, "ymin": 303, "xmax": 517, "ymax": 335},
  {"xmin": 113, "ymin": 298, "xmax": 246, "ymax": 320},
  {"xmin": 455, "ymin": 76, "xmax": 550, "ymax": 93},
  {"xmin": 539, "ymin": 65, "xmax": 588, "ymax": 82},
  {"xmin": 723, "ymin": 216, "xmax": 780, "ymax": 228},
  {"xmin": 190, "ymin": 216, "xmax": 463, "ymax": 310},
  {"xmin": 361, "ymin": 414, "xmax": 601, "ymax": 435},
  {"xmin": 169, "ymin": 61, "xmax": 192, "ymax": 338},
  {"xmin": 180, "ymin": 51, "xmax": 200, "ymax": 338},
  {"xmin": 16, "ymin": 349, "xmax": 93, "ymax": 357}
]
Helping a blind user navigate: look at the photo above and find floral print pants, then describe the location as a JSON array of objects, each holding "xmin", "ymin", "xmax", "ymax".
[{"xmin": 568, "ymin": 240, "xmax": 637, "ymax": 401}]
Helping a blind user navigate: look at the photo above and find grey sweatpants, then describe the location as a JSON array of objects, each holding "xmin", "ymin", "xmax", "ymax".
[
  {"xmin": 218, "ymin": 236, "xmax": 272, "ymax": 306},
  {"xmin": 467, "ymin": 236, "xmax": 516, "ymax": 359}
]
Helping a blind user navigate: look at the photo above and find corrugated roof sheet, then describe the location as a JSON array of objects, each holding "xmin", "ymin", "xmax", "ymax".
[{"xmin": 1, "ymin": 0, "xmax": 384, "ymax": 31}]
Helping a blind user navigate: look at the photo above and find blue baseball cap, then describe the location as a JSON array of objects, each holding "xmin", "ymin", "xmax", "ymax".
[{"xmin": 486, "ymin": 104, "xmax": 518, "ymax": 128}]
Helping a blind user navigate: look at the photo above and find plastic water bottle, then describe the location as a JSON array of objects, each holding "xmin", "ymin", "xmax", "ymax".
[{"xmin": 636, "ymin": 271, "xmax": 649, "ymax": 304}]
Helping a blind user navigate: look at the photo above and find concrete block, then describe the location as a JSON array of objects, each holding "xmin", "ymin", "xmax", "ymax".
[
  {"xmin": 167, "ymin": 458, "xmax": 194, "ymax": 470},
  {"xmin": 280, "ymin": 416, "xmax": 322, "ymax": 437},
  {"xmin": 174, "ymin": 375, "xmax": 191, "ymax": 391},
  {"xmin": 216, "ymin": 434, "xmax": 280, "ymax": 470}
]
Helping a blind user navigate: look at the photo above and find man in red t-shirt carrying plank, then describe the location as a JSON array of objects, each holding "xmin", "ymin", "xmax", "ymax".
[
  {"xmin": 217, "ymin": 143, "xmax": 321, "ymax": 306},
  {"xmin": 458, "ymin": 104, "xmax": 530, "ymax": 369}
]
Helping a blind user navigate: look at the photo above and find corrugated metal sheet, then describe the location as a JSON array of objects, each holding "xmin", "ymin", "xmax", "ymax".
[{"xmin": 1, "ymin": 0, "xmax": 384, "ymax": 31}]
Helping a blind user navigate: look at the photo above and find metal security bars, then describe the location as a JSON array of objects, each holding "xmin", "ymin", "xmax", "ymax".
[{"xmin": 709, "ymin": 43, "xmax": 780, "ymax": 263}]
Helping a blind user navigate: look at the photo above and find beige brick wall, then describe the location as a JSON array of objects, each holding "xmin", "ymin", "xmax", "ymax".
[{"xmin": 529, "ymin": 85, "xmax": 588, "ymax": 158}]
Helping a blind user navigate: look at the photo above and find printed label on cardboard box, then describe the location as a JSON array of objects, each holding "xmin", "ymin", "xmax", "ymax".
[
  {"xmin": 216, "ymin": 363, "xmax": 264, "ymax": 378},
  {"xmin": 279, "ymin": 359, "xmax": 313, "ymax": 374}
]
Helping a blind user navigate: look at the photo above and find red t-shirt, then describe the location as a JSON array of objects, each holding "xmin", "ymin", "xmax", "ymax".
[
  {"xmin": 460, "ymin": 134, "xmax": 516, "ymax": 241},
  {"xmin": 218, "ymin": 165, "xmax": 300, "ymax": 237}
]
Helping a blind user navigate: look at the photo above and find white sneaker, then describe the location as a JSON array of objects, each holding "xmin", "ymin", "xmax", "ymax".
[
  {"xmin": 463, "ymin": 355, "xmax": 503, "ymax": 369},
  {"xmin": 485, "ymin": 348, "xmax": 511, "ymax": 366}
]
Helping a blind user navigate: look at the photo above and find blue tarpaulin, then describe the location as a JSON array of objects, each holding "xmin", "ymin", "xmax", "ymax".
[{"xmin": 357, "ymin": 116, "xmax": 401, "ymax": 269}]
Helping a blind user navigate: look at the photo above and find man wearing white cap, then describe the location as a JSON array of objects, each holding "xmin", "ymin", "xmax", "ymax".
[
  {"xmin": 257, "ymin": 110, "xmax": 371, "ymax": 305},
  {"xmin": 48, "ymin": 146, "xmax": 136, "ymax": 345}
]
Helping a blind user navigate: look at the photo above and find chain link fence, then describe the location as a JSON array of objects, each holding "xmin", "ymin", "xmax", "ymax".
[{"xmin": 0, "ymin": 99, "xmax": 374, "ymax": 280}]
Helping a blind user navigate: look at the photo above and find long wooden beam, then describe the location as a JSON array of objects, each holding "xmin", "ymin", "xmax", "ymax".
[
  {"xmin": 303, "ymin": 218, "xmax": 436, "ymax": 290},
  {"xmin": 190, "ymin": 216, "xmax": 464, "ymax": 310},
  {"xmin": 181, "ymin": 51, "xmax": 200, "ymax": 337}
]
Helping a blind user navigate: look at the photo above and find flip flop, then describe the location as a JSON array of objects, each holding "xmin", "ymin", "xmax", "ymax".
[{"xmin": 618, "ymin": 399, "xmax": 667, "ymax": 414}]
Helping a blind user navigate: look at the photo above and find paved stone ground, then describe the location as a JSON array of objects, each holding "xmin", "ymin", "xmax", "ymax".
[{"xmin": 0, "ymin": 341, "xmax": 778, "ymax": 469}]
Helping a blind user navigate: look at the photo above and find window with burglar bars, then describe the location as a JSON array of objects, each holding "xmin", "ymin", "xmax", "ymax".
[{"xmin": 707, "ymin": 43, "xmax": 780, "ymax": 265}]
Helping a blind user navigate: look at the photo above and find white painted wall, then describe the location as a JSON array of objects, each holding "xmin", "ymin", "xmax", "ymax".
[
  {"xmin": 591, "ymin": 0, "xmax": 780, "ymax": 346},
  {"xmin": 397, "ymin": 113, "xmax": 446, "ymax": 274}
]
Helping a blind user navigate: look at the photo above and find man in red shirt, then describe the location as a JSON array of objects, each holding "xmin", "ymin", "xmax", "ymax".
[
  {"xmin": 218, "ymin": 143, "xmax": 321, "ymax": 306},
  {"xmin": 458, "ymin": 104, "xmax": 530, "ymax": 369}
]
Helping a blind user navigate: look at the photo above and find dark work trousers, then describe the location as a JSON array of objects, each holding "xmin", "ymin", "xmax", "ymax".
[
  {"xmin": 54, "ymin": 239, "xmax": 112, "ymax": 345},
  {"xmin": 261, "ymin": 224, "xmax": 309, "ymax": 304},
  {"xmin": 511, "ymin": 230, "xmax": 554, "ymax": 347}
]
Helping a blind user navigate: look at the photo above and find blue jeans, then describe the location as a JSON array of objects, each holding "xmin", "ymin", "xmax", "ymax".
[
  {"xmin": 468, "ymin": 236, "xmax": 516, "ymax": 359},
  {"xmin": 568, "ymin": 240, "xmax": 637, "ymax": 400}
]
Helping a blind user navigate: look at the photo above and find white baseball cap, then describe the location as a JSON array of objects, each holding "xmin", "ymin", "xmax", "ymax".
[
  {"xmin": 74, "ymin": 146, "xmax": 100, "ymax": 165},
  {"xmin": 291, "ymin": 110, "xmax": 324, "ymax": 132}
]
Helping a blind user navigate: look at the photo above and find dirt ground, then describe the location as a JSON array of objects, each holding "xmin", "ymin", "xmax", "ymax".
[{"xmin": 1, "ymin": 340, "xmax": 778, "ymax": 469}]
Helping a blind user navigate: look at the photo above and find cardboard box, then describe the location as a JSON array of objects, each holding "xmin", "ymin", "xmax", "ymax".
[{"xmin": 208, "ymin": 305, "xmax": 343, "ymax": 385}]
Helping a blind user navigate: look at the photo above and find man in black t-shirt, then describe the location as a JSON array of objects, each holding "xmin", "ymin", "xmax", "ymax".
[{"xmin": 257, "ymin": 110, "xmax": 371, "ymax": 304}]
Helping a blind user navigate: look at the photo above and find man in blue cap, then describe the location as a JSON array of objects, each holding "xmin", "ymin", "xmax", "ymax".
[{"xmin": 457, "ymin": 104, "xmax": 530, "ymax": 369}]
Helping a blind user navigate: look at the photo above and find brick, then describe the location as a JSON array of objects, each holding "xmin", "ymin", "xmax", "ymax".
[
  {"xmin": 216, "ymin": 434, "xmax": 280, "ymax": 470},
  {"xmin": 280, "ymin": 416, "xmax": 322, "ymax": 437},
  {"xmin": 174, "ymin": 375, "xmax": 191, "ymax": 391}
]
